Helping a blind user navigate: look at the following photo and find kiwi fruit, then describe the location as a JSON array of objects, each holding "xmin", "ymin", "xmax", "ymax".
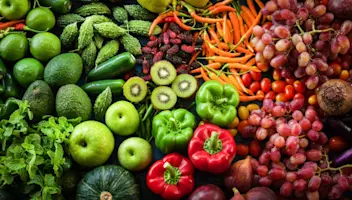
[
  {"xmin": 150, "ymin": 60, "xmax": 177, "ymax": 85},
  {"xmin": 171, "ymin": 74, "xmax": 198, "ymax": 98},
  {"xmin": 151, "ymin": 86, "xmax": 177, "ymax": 110},
  {"xmin": 123, "ymin": 77, "xmax": 148, "ymax": 103}
]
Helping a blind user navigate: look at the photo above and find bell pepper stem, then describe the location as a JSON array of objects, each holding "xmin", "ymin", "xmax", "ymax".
[
  {"xmin": 163, "ymin": 162, "xmax": 176, "ymax": 178},
  {"xmin": 216, "ymin": 98, "xmax": 228, "ymax": 104},
  {"xmin": 210, "ymin": 132, "xmax": 219, "ymax": 149}
]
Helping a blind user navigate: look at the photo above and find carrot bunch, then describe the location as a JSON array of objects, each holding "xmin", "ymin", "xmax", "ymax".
[{"xmin": 191, "ymin": 0, "xmax": 266, "ymax": 102}]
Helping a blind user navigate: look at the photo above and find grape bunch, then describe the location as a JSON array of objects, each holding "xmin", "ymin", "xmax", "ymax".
[
  {"xmin": 244, "ymin": 98, "xmax": 352, "ymax": 199},
  {"xmin": 252, "ymin": 0, "xmax": 352, "ymax": 90}
]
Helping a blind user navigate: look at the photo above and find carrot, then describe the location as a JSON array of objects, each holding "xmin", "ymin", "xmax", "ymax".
[
  {"xmin": 189, "ymin": 51, "xmax": 201, "ymax": 65},
  {"xmin": 247, "ymin": 0, "xmax": 257, "ymax": 16},
  {"xmin": 228, "ymin": 75, "xmax": 246, "ymax": 94},
  {"xmin": 227, "ymin": 63, "xmax": 261, "ymax": 72},
  {"xmin": 208, "ymin": 6, "xmax": 236, "ymax": 15},
  {"xmin": 219, "ymin": 73, "xmax": 246, "ymax": 96},
  {"xmin": 163, "ymin": 23, "xmax": 169, "ymax": 32},
  {"xmin": 228, "ymin": 12, "xmax": 240, "ymax": 44},
  {"xmin": 240, "ymin": 95, "xmax": 265, "ymax": 102},
  {"xmin": 173, "ymin": 11, "xmax": 193, "ymax": 31},
  {"xmin": 192, "ymin": 32, "xmax": 199, "ymax": 47},
  {"xmin": 201, "ymin": 67, "xmax": 210, "ymax": 81},
  {"xmin": 208, "ymin": 27, "xmax": 222, "ymax": 50},
  {"xmin": 226, "ymin": 19, "xmax": 234, "ymax": 44},
  {"xmin": 255, "ymin": 0, "xmax": 265, "ymax": 9},
  {"xmin": 209, "ymin": 72, "xmax": 226, "ymax": 85},
  {"xmin": 222, "ymin": 15, "xmax": 231, "ymax": 44},
  {"xmin": 216, "ymin": 22, "xmax": 224, "ymax": 38},
  {"xmin": 245, "ymin": 58, "xmax": 257, "ymax": 67},
  {"xmin": 230, "ymin": 69, "xmax": 254, "ymax": 95},
  {"xmin": 195, "ymin": 74, "xmax": 203, "ymax": 79},
  {"xmin": 190, "ymin": 63, "xmax": 222, "ymax": 74},
  {"xmin": 241, "ymin": 6, "xmax": 256, "ymax": 25},
  {"xmin": 208, "ymin": 0, "xmax": 233, "ymax": 10},
  {"xmin": 208, "ymin": 43, "xmax": 241, "ymax": 57},
  {"xmin": 149, "ymin": 11, "xmax": 173, "ymax": 35},
  {"xmin": 203, "ymin": 54, "xmax": 253, "ymax": 63},
  {"xmin": 235, "ymin": 12, "xmax": 263, "ymax": 47},
  {"xmin": 182, "ymin": 2, "xmax": 224, "ymax": 23}
]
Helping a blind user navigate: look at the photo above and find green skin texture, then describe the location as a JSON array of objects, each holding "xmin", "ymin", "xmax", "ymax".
[
  {"xmin": 13, "ymin": 58, "xmax": 44, "ymax": 88},
  {"xmin": 185, "ymin": 0, "xmax": 209, "ymax": 8},
  {"xmin": 105, "ymin": 101, "xmax": 140, "ymax": 136},
  {"xmin": 69, "ymin": 121, "xmax": 115, "ymax": 167},
  {"xmin": 137, "ymin": 0, "xmax": 172, "ymax": 13},
  {"xmin": 30, "ymin": 32, "xmax": 61, "ymax": 62},
  {"xmin": 0, "ymin": 34, "xmax": 28, "ymax": 62},
  {"xmin": 152, "ymin": 108, "xmax": 196, "ymax": 154},
  {"xmin": 196, "ymin": 80, "xmax": 240, "ymax": 127},
  {"xmin": 25, "ymin": 7, "xmax": 56, "ymax": 31},
  {"xmin": 117, "ymin": 137, "xmax": 152, "ymax": 171},
  {"xmin": 0, "ymin": 0, "xmax": 30, "ymax": 20}
]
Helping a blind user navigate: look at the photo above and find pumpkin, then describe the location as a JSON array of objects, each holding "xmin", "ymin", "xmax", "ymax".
[{"xmin": 76, "ymin": 165, "xmax": 140, "ymax": 200}]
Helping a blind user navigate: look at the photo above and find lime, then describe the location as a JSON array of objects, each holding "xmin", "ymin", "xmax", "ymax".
[
  {"xmin": 25, "ymin": 7, "xmax": 55, "ymax": 31},
  {"xmin": 13, "ymin": 58, "xmax": 44, "ymax": 88},
  {"xmin": 30, "ymin": 32, "xmax": 61, "ymax": 62},
  {"xmin": 0, "ymin": 34, "xmax": 28, "ymax": 62}
]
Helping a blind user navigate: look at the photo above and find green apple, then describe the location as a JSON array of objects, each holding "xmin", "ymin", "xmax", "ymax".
[
  {"xmin": 0, "ymin": 0, "xmax": 30, "ymax": 20},
  {"xmin": 118, "ymin": 137, "xmax": 152, "ymax": 171},
  {"xmin": 69, "ymin": 121, "xmax": 115, "ymax": 167},
  {"xmin": 105, "ymin": 101, "xmax": 140, "ymax": 136}
]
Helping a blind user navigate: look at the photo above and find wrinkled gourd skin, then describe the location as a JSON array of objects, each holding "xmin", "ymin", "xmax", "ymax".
[
  {"xmin": 185, "ymin": 0, "xmax": 209, "ymax": 8},
  {"xmin": 137, "ymin": 0, "xmax": 173, "ymax": 13}
]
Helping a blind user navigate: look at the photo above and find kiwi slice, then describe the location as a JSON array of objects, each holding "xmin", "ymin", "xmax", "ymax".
[
  {"xmin": 123, "ymin": 77, "xmax": 148, "ymax": 103},
  {"xmin": 151, "ymin": 86, "xmax": 177, "ymax": 110},
  {"xmin": 171, "ymin": 74, "xmax": 198, "ymax": 98},
  {"xmin": 150, "ymin": 60, "xmax": 177, "ymax": 85}
]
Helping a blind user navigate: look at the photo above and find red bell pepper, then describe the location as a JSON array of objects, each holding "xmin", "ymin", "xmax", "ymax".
[
  {"xmin": 188, "ymin": 124, "xmax": 236, "ymax": 174},
  {"xmin": 146, "ymin": 153, "xmax": 195, "ymax": 200}
]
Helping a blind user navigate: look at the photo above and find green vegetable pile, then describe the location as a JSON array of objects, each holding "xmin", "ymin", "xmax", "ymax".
[{"xmin": 0, "ymin": 99, "xmax": 80, "ymax": 199}]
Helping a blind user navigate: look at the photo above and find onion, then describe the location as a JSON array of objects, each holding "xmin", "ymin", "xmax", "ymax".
[{"xmin": 317, "ymin": 79, "xmax": 352, "ymax": 116}]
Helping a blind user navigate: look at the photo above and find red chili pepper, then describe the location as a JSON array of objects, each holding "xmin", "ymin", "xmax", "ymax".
[
  {"xmin": 12, "ymin": 23, "xmax": 44, "ymax": 33},
  {"xmin": 164, "ymin": 16, "xmax": 176, "ymax": 23},
  {"xmin": 0, "ymin": 20, "xmax": 24, "ymax": 30},
  {"xmin": 188, "ymin": 124, "xmax": 237, "ymax": 174},
  {"xmin": 146, "ymin": 153, "xmax": 195, "ymax": 200}
]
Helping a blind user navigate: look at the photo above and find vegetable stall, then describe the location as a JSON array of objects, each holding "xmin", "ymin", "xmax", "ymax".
[{"xmin": 0, "ymin": 0, "xmax": 351, "ymax": 199}]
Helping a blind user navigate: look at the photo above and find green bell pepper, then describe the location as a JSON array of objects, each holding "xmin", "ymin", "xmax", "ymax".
[
  {"xmin": 196, "ymin": 80, "xmax": 240, "ymax": 127},
  {"xmin": 152, "ymin": 108, "xmax": 196, "ymax": 154}
]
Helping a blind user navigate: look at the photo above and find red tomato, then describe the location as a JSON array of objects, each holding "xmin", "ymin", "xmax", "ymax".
[
  {"xmin": 273, "ymin": 69, "xmax": 282, "ymax": 81},
  {"xmin": 308, "ymin": 94, "xmax": 317, "ymax": 105},
  {"xmin": 275, "ymin": 93, "xmax": 287, "ymax": 102},
  {"xmin": 285, "ymin": 77, "xmax": 296, "ymax": 85},
  {"xmin": 256, "ymin": 90, "xmax": 265, "ymax": 97},
  {"xmin": 330, "ymin": 62, "xmax": 342, "ymax": 76},
  {"xmin": 237, "ymin": 144, "xmax": 249, "ymax": 157},
  {"xmin": 249, "ymin": 140, "xmax": 262, "ymax": 157},
  {"xmin": 257, "ymin": 62, "xmax": 269, "ymax": 72},
  {"xmin": 329, "ymin": 136, "xmax": 349, "ymax": 152},
  {"xmin": 340, "ymin": 70, "xmax": 349, "ymax": 81},
  {"xmin": 250, "ymin": 71, "xmax": 262, "ymax": 82},
  {"xmin": 242, "ymin": 73, "xmax": 252, "ymax": 87},
  {"xmin": 272, "ymin": 80, "xmax": 286, "ymax": 93},
  {"xmin": 293, "ymin": 93, "xmax": 304, "ymax": 100},
  {"xmin": 265, "ymin": 91, "xmax": 276, "ymax": 100},
  {"xmin": 249, "ymin": 81, "xmax": 260, "ymax": 93},
  {"xmin": 260, "ymin": 78, "xmax": 272, "ymax": 93},
  {"xmin": 284, "ymin": 85, "xmax": 295, "ymax": 100},
  {"xmin": 293, "ymin": 80, "xmax": 306, "ymax": 93}
]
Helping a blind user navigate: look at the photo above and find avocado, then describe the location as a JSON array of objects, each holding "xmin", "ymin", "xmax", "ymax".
[
  {"xmin": 56, "ymin": 84, "xmax": 92, "ymax": 121},
  {"xmin": 22, "ymin": 80, "xmax": 55, "ymax": 119},
  {"xmin": 44, "ymin": 53, "xmax": 83, "ymax": 89}
]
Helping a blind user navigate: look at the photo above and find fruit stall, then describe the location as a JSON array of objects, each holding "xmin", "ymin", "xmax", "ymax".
[{"xmin": 0, "ymin": 0, "xmax": 352, "ymax": 199}]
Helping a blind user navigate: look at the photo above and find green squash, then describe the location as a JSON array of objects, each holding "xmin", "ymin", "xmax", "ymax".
[{"xmin": 76, "ymin": 165, "xmax": 140, "ymax": 200}]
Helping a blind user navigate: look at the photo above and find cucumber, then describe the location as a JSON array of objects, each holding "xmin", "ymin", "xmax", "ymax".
[
  {"xmin": 87, "ymin": 52, "xmax": 135, "ymax": 81},
  {"xmin": 81, "ymin": 79, "xmax": 125, "ymax": 95},
  {"xmin": 39, "ymin": 0, "xmax": 72, "ymax": 14}
]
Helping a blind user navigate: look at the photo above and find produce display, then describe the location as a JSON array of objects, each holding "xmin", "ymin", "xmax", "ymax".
[{"xmin": 0, "ymin": 0, "xmax": 351, "ymax": 200}]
